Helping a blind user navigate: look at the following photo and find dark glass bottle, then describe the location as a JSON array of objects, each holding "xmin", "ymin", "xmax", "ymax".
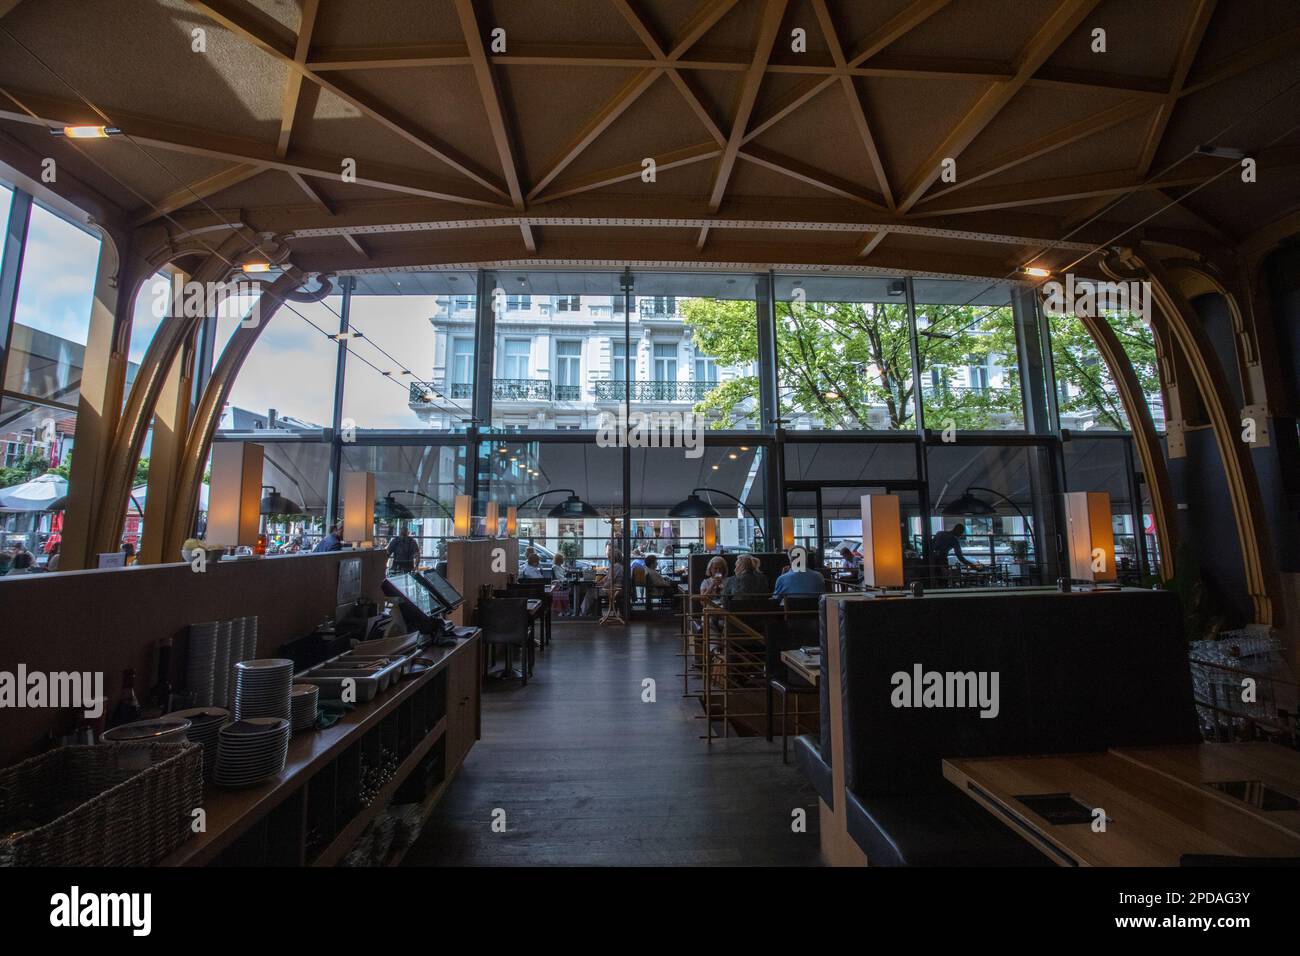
[
  {"xmin": 148, "ymin": 639, "xmax": 174, "ymax": 714},
  {"xmin": 111, "ymin": 668, "xmax": 142, "ymax": 727}
]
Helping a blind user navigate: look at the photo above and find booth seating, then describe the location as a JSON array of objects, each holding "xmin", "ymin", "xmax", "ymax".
[{"xmin": 796, "ymin": 588, "xmax": 1199, "ymax": 866}]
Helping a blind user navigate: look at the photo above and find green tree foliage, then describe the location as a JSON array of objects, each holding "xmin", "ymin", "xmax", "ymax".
[
  {"xmin": 681, "ymin": 296, "xmax": 1159, "ymax": 432},
  {"xmin": 0, "ymin": 451, "xmax": 50, "ymax": 488},
  {"xmin": 1046, "ymin": 312, "xmax": 1161, "ymax": 431}
]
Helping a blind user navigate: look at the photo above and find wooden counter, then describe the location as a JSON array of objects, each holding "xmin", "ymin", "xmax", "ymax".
[{"xmin": 162, "ymin": 632, "xmax": 481, "ymax": 866}]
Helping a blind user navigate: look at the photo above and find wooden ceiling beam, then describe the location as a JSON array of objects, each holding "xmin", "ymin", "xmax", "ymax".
[
  {"xmin": 528, "ymin": 69, "xmax": 661, "ymax": 201},
  {"xmin": 707, "ymin": 0, "xmax": 788, "ymax": 211},
  {"xmin": 132, "ymin": 163, "xmax": 264, "ymax": 226},
  {"xmin": 912, "ymin": 157, "xmax": 1268, "ymax": 217},
  {"xmin": 1028, "ymin": 67, "xmax": 1167, "ymax": 97},
  {"xmin": 858, "ymin": 231, "xmax": 888, "ymax": 257},
  {"xmin": 452, "ymin": 0, "xmax": 531, "ymax": 252},
  {"xmin": 0, "ymin": 0, "xmax": 26, "ymax": 18},
  {"xmin": 737, "ymin": 146, "xmax": 887, "ymax": 209},
  {"xmin": 341, "ymin": 233, "xmax": 369, "ymax": 259},
  {"xmin": 895, "ymin": 0, "xmax": 1102, "ymax": 213},
  {"xmin": 1179, "ymin": 22, "xmax": 1300, "ymax": 98},
  {"xmin": 744, "ymin": 0, "xmax": 952, "ymax": 145},
  {"xmin": 187, "ymin": 0, "xmax": 509, "ymax": 200},
  {"xmin": 307, "ymin": 44, "xmax": 472, "ymax": 70},
  {"xmin": 275, "ymin": 0, "xmax": 318, "ymax": 158},
  {"xmin": 288, "ymin": 171, "xmax": 333, "ymax": 214},
  {"xmin": 813, "ymin": 0, "xmax": 893, "ymax": 210},
  {"xmin": 1136, "ymin": 0, "xmax": 1216, "ymax": 180},
  {"xmin": 918, "ymin": 98, "xmax": 1153, "ymax": 204},
  {"xmin": 611, "ymin": 1, "xmax": 727, "ymax": 148},
  {"xmin": 668, "ymin": 0, "xmax": 741, "ymax": 59},
  {"xmin": 0, "ymin": 88, "xmax": 507, "ymax": 208},
  {"xmin": 539, "ymin": 142, "xmax": 722, "ymax": 202}
]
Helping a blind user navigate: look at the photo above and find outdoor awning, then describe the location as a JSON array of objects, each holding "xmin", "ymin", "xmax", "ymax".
[{"xmin": 0, "ymin": 473, "xmax": 68, "ymax": 512}]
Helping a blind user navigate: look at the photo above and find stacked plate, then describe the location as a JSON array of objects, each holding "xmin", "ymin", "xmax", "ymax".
[
  {"xmin": 233, "ymin": 658, "xmax": 293, "ymax": 720},
  {"xmin": 213, "ymin": 717, "xmax": 290, "ymax": 788},
  {"xmin": 169, "ymin": 706, "xmax": 230, "ymax": 779},
  {"xmin": 187, "ymin": 622, "xmax": 219, "ymax": 707},
  {"xmin": 213, "ymin": 621, "xmax": 234, "ymax": 710},
  {"xmin": 239, "ymin": 616, "xmax": 259, "ymax": 663},
  {"xmin": 290, "ymin": 683, "xmax": 319, "ymax": 733}
]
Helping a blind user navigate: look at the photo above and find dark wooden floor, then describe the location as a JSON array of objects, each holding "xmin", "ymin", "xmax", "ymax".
[{"xmin": 403, "ymin": 617, "xmax": 823, "ymax": 866}]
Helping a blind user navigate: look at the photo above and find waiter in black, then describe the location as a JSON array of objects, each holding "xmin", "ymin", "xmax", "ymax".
[{"xmin": 387, "ymin": 527, "xmax": 421, "ymax": 572}]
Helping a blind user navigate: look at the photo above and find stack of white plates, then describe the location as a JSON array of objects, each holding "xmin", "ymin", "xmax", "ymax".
[
  {"xmin": 187, "ymin": 623, "xmax": 219, "ymax": 707},
  {"xmin": 233, "ymin": 659, "xmax": 293, "ymax": 720},
  {"xmin": 169, "ymin": 706, "xmax": 229, "ymax": 779},
  {"xmin": 213, "ymin": 621, "xmax": 234, "ymax": 710},
  {"xmin": 213, "ymin": 717, "xmax": 290, "ymax": 788},
  {"xmin": 290, "ymin": 683, "xmax": 319, "ymax": 733},
  {"xmin": 227, "ymin": 618, "xmax": 246, "ymax": 707}
]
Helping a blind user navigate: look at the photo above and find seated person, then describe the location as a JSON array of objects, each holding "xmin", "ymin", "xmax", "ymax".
[
  {"xmin": 581, "ymin": 546, "xmax": 624, "ymax": 616},
  {"xmin": 722, "ymin": 553, "xmax": 769, "ymax": 599},
  {"xmin": 520, "ymin": 551, "xmax": 547, "ymax": 579},
  {"xmin": 699, "ymin": 555, "xmax": 729, "ymax": 599},
  {"xmin": 629, "ymin": 550, "xmax": 647, "ymax": 579},
  {"xmin": 641, "ymin": 553, "xmax": 678, "ymax": 597},
  {"xmin": 772, "ymin": 562, "xmax": 826, "ymax": 604}
]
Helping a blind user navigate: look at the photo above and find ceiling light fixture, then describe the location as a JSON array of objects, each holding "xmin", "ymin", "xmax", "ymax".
[
  {"xmin": 52, "ymin": 125, "xmax": 121, "ymax": 139},
  {"xmin": 1196, "ymin": 144, "xmax": 1246, "ymax": 160},
  {"xmin": 241, "ymin": 261, "xmax": 272, "ymax": 274},
  {"xmin": 1022, "ymin": 266, "xmax": 1051, "ymax": 278}
]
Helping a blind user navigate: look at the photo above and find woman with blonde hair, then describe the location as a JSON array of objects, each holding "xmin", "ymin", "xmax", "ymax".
[
  {"xmin": 722, "ymin": 553, "xmax": 768, "ymax": 597},
  {"xmin": 700, "ymin": 555, "xmax": 729, "ymax": 598}
]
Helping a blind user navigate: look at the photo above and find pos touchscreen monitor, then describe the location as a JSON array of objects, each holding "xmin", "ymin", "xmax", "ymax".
[
  {"xmin": 416, "ymin": 568, "xmax": 464, "ymax": 613},
  {"xmin": 382, "ymin": 573, "xmax": 445, "ymax": 632}
]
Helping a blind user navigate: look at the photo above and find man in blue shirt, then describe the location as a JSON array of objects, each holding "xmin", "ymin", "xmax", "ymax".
[
  {"xmin": 314, "ymin": 521, "xmax": 344, "ymax": 553},
  {"xmin": 772, "ymin": 565, "xmax": 826, "ymax": 604}
]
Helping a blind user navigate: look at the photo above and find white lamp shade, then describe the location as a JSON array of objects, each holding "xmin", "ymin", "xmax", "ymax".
[
  {"xmin": 1064, "ymin": 491, "xmax": 1116, "ymax": 582},
  {"xmin": 703, "ymin": 517, "xmax": 717, "ymax": 551},
  {"xmin": 454, "ymin": 495, "xmax": 472, "ymax": 537},
  {"xmin": 342, "ymin": 471, "xmax": 375, "ymax": 545},
  {"xmin": 486, "ymin": 501, "xmax": 499, "ymax": 537},
  {"xmin": 208, "ymin": 442, "xmax": 263, "ymax": 547},
  {"xmin": 506, "ymin": 506, "xmax": 517, "ymax": 536},
  {"xmin": 781, "ymin": 516, "xmax": 795, "ymax": 550},
  {"xmin": 860, "ymin": 494, "xmax": 903, "ymax": 588}
]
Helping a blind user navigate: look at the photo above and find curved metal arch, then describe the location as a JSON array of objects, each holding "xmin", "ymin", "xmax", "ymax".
[{"xmin": 163, "ymin": 270, "xmax": 324, "ymax": 555}]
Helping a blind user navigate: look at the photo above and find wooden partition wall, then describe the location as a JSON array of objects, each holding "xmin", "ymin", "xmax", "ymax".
[
  {"xmin": 443, "ymin": 537, "xmax": 517, "ymax": 625},
  {"xmin": 0, "ymin": 549, "xmax": 387, "ymax": 767}
]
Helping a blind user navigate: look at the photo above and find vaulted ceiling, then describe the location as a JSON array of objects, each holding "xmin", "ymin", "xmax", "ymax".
[{"xmin": 1, "ymin": 0, "xmax": 1298, "ymax": 283}]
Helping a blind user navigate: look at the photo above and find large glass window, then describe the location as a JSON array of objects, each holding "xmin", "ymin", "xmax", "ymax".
[
  {"xmin": 4, "ymin": 203, "xmax": 101, "ymax": 405},
  {"xmin": 914, "ymin": 279, "xmax": 1024, "ymax": 432},
  {"xmin": 1062, "ymin": 435, "xmax": 1154, "ymax": 581},
  {"xmin": 926, "ymin": 443, "xmax": 1052, "ymax": 586},
  {"xmin": 1047, "ymin": 311, "xmax": 1164, "ymax": 432},
  {"xmin": 343, "ymin": 273, "xmax": 476, "ymax": 431},
  {"xmin": 343, "ymin": 443, "xmax": 468, "ymax": 563},
  {"xmin": 775, "ymin": 276, "xmax": 915, "ymax": 431},
  {"xmin": 217, "ymin": 292, "xmax": 342, "ymax": 432}
]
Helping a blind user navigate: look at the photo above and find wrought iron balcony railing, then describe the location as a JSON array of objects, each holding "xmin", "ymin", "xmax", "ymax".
[
  {"xmin": 591, "ymin": 380, "xmax": 716, "ymax": 401},
  {"xmin": 410, "ymin": 378, "xmax": 718, "ymax": 406}
]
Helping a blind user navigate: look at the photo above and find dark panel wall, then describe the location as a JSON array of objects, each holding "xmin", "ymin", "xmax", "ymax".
[{"xmin": 0, "ymin": 550, "xmax": 387, "ymax": 766}]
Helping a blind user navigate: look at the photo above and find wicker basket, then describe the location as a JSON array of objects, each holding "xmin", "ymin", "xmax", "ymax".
[{"xmin": 0, "ymin": 743, "xmax": 203, "ymax": 867}]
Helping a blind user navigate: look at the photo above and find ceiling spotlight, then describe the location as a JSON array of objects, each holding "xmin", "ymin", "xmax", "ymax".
[
  {"xmin": 241, "ymin": 261, "xmax": 272, "ymax": 274},
  {"xmin": 1022, "ymin": 265, "xmax": 1051, "ymax": 278},
  {"xmin": 498, "ymin": 447, "xmax": 508, "ymax": 454},
  {"xmin": 52, "ymin": 125, "xmax": 121, "ymax": 139},
  {"xmin": 711, "ymin": 464, "xmax": 719, "ymax": 470},
  {"xmin": 727, "ymin": 453, "xmax": 737, "ymax": 459},
  {"xmin": 1196, "ymin": 144, "xmax": 1247, "ymax": 160}
]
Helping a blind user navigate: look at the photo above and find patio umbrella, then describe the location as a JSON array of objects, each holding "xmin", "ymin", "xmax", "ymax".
[{"xmin": 0, "ymin": 473, "xmax": 69, "ymax": 512}]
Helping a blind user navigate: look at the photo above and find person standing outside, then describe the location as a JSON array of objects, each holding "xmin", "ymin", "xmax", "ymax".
[{"xmin": 387, "ymin": 527, "xmax": 420, "ymax": 572}]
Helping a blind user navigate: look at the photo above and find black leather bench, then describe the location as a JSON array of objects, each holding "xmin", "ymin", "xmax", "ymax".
[{"xmin": 797, "ymin": 589, "xmax": 1199, "ymax": 866}]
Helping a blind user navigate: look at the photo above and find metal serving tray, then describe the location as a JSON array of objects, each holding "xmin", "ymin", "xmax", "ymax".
[{"xmin": 296, "ymin": 652, "xmax": 410, "ymax": 702}]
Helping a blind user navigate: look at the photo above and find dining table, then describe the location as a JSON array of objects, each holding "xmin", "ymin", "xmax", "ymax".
[{"xmin": 941, "ymin": 743, "xmax": 1300, "ymax": 866}]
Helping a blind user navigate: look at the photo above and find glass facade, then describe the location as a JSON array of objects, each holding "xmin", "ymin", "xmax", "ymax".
[{"xmin": 0, "ymin": 195, "xmax": 1162, "ymax": 590}]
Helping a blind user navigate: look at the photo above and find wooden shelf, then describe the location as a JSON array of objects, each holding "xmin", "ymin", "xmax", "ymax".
[{"xmin": 162, "ymin": 634, "xmax": 479, "ymax": 867}]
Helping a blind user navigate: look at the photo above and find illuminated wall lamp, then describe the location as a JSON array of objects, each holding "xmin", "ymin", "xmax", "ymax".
[
  {"xmin": 208, "ymin": 442, "xmax": 264, "ymax": 548},
  {"xmin": 703, "ymin": 517, "xmax": 718, "ymax": 551},
  {"xmin": 781, "ymin": 516, "xmax": 795, "ymax": 550},
  {"xmin": 506, "ymin": 506, "xmax": 518, "ymax": 536},
  {"xmin": 342, "ymin": 471, "xmax": 376, "ymax": 547},
  {"xmin": 1022, "ymin": 265, "xmax": 1052, "ymax": 278},
  {"xmin": 486, "ymin": 501, "xmax": 499, "ymax": 538}
]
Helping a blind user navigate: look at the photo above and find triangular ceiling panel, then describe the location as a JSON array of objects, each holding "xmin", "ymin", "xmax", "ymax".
[
  {"xmin": 747, "ymin": 82, "xmax": 883, "ymax": 197},
  {"xmin": 876, "ymin": 0, "xmax": 1053, "ymax": 63},
  {"xmin": 498, "ymin": 65, "xmax": 648, "ymax": 186},
  {"xmin": 1038, "ymin": 0, "xmax": 1187, "ymax": 83},
  {"xmin": 311, "ymin": 0, "xmax": 464, "ymax": 48},
  {"xmin": 768, "ymin": 0, "xmax": 836, "ymax": 69},
  {"xmin": 856, "ymin": 75, "xmax": 992, "ymax": 189}
]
